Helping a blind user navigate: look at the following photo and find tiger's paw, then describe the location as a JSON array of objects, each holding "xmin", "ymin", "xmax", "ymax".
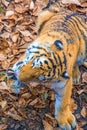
[{"xmin": 56, "ymin": 111, "xmax": 76, "ymax": 130}]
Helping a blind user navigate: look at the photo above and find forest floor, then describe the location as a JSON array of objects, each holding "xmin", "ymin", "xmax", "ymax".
[{"xmin": 0, "ymin": 0, "xmax": 87, "ymax": 130}]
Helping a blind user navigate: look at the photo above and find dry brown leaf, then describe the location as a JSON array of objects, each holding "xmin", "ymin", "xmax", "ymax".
[
  {"xmin": 77, "ymin": 89, "xmax": 85, "ymax": 95},
  {"xmin": 82, "ymin": 72, "xmax": 87, "ymax": 83},
  {"xmin": 0, "ymin": 82, "xmax": 10, "ymax": 91},
  {"xmin": 5, "ymin": 14, "xmax": 18, "ymax": 21},
  {"xmin": 8, "ymin": 93, "xmax": 18, "ymax": 100},
  {"xmin": 21, "ymin": 92, "xmax": 31, "ymax": 99},
  {"xmin": 45, "ymin": 114, "xmax": 57, "ymax": 127},
  {"xmin": 0, "ymin": 124, "xmax": 7, "ymax": 130},
  {"xmin": 0, "ymin": 23, "xmax": 4, "ymax": 32},
  {"xmin": 5, "ymin": 10, "xmax": 15, "ymax": 17},
  {"xmin": 15, "ymin": 0, "xmax": 23, "ymax": 3},
  {"xmin": 15, "ymin": 4, "xmax": 28, "ymax": 13},
  {"xmin": 30, "ymin": 1, "xmax": 35, "ymax": 10},
  {"xmin": 29, "ymin": 98, "xmax": 39, "ymax": 106},
  {"xmin": 18, "ymin": 108, "xmax": 28, "ymax": 118},
  {"xmin": 62, "ymin": 0, "xmax": 81, "ymax": 5},
  {"xmin": 11, "ymin": 33, "xmax": 19, "ymax": 43},
  {"xmin": 81, "ymin": 106, "xmax": 87, "ymax": 118},
  {"xmin": 18, "ymin": 97, "xmax": 26, "ymax": 106},
  {"xmin": 1, "ymin": 60, "xmax": 10, "ymax": 69},
  {"xmin": 19, "ymin": 30, "xmax": 32, "ymax": 37},
  {"xmin": 76, "ymin": 123, "xmax": 84, "ymax": 130},
  {"xmin": 7, "ymin": 108, "xmax": 22, "ymax": 121},
  {"xmin": 0, "ymin": 100, "xmax": 7, "ymax": 110},
  {"xmin": 0, "ymin": 53, "xmax": 6, "ymax": 61},
  {"xmin": 1, "ymin": 32, "xmax": 10, "ymax": 39},
  {"xmin": 43, "ymin": 120, "xmax": 53, "ymax": 130},
  {"xmin": 1, "ymin": 0, "xmax": 9, "ymax": 7}
]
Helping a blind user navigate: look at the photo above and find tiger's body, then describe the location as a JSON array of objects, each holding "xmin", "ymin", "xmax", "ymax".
[{"xmin": 7, "ymin": 5, "xmax": 87, "ymax": 130}]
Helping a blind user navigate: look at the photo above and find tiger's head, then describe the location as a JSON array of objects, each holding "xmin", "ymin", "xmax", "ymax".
[{"xmin": 7, "ymin": 6, "xmax": 69, "ymax": 93}]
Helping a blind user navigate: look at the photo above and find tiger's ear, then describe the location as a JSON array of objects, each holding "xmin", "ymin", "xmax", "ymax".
[{"xmin": 36, "ymin": 10, "xmax": 55, "ymax": 33}]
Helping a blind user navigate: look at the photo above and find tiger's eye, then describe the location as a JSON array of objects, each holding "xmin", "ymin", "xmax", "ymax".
[
  {"xmin": 54, "ymin": 40, "xmax": 63, "ymax": 50},
  {"xmin": 62, "ymin": 71, "xmax": 69, "ymax": 79}
]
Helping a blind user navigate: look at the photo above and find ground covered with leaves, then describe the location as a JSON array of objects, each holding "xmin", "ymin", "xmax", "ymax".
[{"xmin": 0, "ymin": 0, "xmax": 87, "ymax": 130}]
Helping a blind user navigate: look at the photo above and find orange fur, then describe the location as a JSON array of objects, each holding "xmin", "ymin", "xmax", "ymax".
[{"xmin": 7, "ymin": 5, "xmax": 87, "ymax": 130}]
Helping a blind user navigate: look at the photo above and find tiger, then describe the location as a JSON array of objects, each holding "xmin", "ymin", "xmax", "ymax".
[{"xmin": 7, "ymin": 4, "xmax": 87, "ymax": 130}]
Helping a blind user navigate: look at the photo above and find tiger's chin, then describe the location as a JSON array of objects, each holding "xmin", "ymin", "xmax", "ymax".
[{"xmin": 7, "ymin": 79, "xmax": 26, "ymax": 93}]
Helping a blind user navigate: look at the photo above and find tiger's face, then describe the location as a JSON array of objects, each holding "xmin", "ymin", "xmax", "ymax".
[
  {"xmin": 7, "ymin": 37, "xmax": 69, "ymax": 92},
  {"xmin": 7, "ymin": 7, "xmax": 69, "ymax": 93}
]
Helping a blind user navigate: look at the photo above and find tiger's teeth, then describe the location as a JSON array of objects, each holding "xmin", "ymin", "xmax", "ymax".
[
  {"xmin": 62, "ymin": 71, "xmax": 69, "ymax": 79},
  {"xmin": 54, "ymin": 40, "xmax": 63, "ymax": 50}
]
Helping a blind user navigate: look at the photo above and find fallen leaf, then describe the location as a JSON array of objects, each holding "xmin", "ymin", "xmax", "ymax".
[
  {"xmin": 19, "ymin": 30, "xmax": 32, "ymax": 37},
  {"xmin": 21, "ymin": 92, "xmax": 31, "ymax": 99},
  {"xmin": 0, "ymin": 53, "xmax": 6, "ymax": 61},
  {"xmin": 81, "ymin": 106, "xmax": 87, "ymax": 118},
  {"xmin": 1, "ymin": 0, "xmax": 9, "ymax": 7},
  {"xmin": 1, "ymin": 60, "xmax": 10, "ymax": 69},
  {"xmin": 0, "ymin": 124, "xmax": 7, "ymax": 130},
  {"xmin": 29, "ymin": 98, "xmax": 39, "ymax": 106},
  {"xmin": 18, "ymin": 97, "xmax": 26, "ymax": 106},
  {"xmin": 45, "ymin": 114, "xmax": 57, "ymax": 127},
  {"xmin": 11, "ymin": 33, "xmax": 19, "ymax": 43},
  {"xmin": 62, "ymin": 0, "xmax": 81, "ymax": 5},
  {"xmin": 77, "ymin": 89, "xmax": 85, "ymax": 95},
  {"xmin": 30, "ymin": 1, "xmax": 35, "ymax": 10},
  {"xmin": 43, "ymin": 120, "xmax": 53, "ymax": 130},
  {"xmin": 0, "ymin": 82, "xmax": 10, "ymax": 90},
  {"xmin": 18, "ymin": 108, "xmax": 28, "ymax": 118},
  {"xmin": 0, "ymin": 100, "xmax": 7, "ymax": 110},
  {"xmin": 15, "ymin": 0, "xmax": 23, "ymax": 3},
  {"xmin": 82, "ymin": 72, "xmax": 87, "ymax": 83},
  {"xmin": 7, "ymin": 108, "xmax": 22, "ymax": 121},
  {"xmin": 5, "ymin": 10, "xmax": 14, "ymax": 17},
  {"xmin": 15, "ymin": 4, "xmax": 28, "ymax": 13}
]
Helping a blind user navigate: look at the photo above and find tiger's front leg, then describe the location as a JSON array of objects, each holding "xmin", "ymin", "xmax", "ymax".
[{"xmin": 54, "ymin": 77, "xmax": 76, "ymax": 130}]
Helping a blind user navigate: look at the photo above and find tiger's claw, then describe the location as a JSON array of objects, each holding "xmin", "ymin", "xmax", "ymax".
[{"xmin": 56, "ymin": 111, "xmax": 76, "ymax": 130}]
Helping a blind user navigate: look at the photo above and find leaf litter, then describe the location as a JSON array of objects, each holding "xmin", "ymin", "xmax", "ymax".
[{"xmin": 0, "ymin": 0, "xmax": 87, "ymax": 130}]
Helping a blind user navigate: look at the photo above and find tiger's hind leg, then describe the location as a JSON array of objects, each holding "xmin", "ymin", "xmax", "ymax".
[{"xmin": 73, "ymin": 65, "xmax": 81, "ymax": 84}]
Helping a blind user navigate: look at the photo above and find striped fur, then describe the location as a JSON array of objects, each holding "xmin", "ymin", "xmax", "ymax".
[{"xmin": 7, "ymin": 5, "xmax": 87, "ymax": 130}]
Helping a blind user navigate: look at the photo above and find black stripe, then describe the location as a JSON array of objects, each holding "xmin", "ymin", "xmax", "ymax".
[
  {"xmin": 52, "ymin": 53, "xmax": 58, "ymax": 64},
  {"xmin": 47, "ymin": 66, "xmax": 51, "ymax": 69},
  {"xmin": 53, "ymin": 65, "xmax": 56, "ymax": 76},
  {"xmin": 29, "ymin": 51, "xmax": 40, "ymax": 54},
  {"xmin": 40, "ymin": 54, "xmax": 47, "ymax": 57},
  {"xmin": 48, "ymin": 58, "xmax": 55, "ymax": 67},
  {"xmin": 48, "ymin": 58, "xmax": 55, "ymax": 77},
  {"xmin": 75, "ymin": 16, "xmax": 87, "ymax": 30},
  {"xmin": 63, "ymin": 52, "xmax": 67, "ymax": 69},
  {"xmin": 58, "ymin": 69, "xmax": 60, "ymax": 76},
  {"xmin": 69, "ymin": 17, "xmax": 86, "ymax": 44},
  {"xmin": 67, "ymin": 17, "xmax": 84, "ymax": 36},
  {"xmin": 16, "ymin": 61, "xmax": 23, "ymax": 66},
  {"xmin": 47, "ymin": 72, "xmax": 50, "ymax": 77},
  {"xmin": 29, "ymin": 46, "xmax": 48, "ymax": 53},
  {"xmin": 74, "ymin": 16, "xmax": 87, "ymax": 34},
  {"xmin": 57, "ymin": 54, "xmax": 62, "ymax": 71},
  {"xmin": 65, "ymin": 13, "xmax": 77, "ymax": 21},
  {"xmin": 44, "ymin": 60, "xmax": 48, "ymax": 65}
]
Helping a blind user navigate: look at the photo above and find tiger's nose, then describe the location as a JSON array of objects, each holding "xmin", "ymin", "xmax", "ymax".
[{"xmin": 7, "ymin": 68, "xmax": 17, "ymax": 80}]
